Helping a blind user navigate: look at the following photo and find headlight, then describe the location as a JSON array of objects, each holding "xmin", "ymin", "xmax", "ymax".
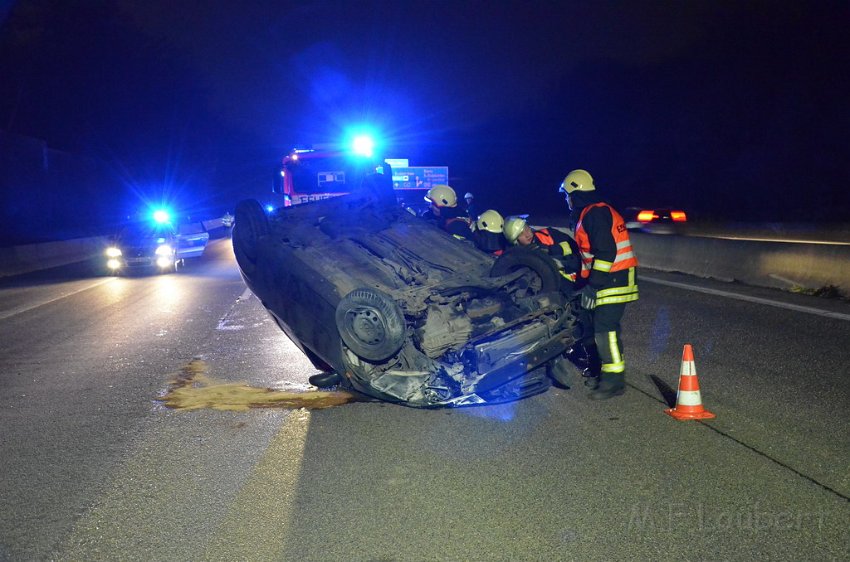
[
  {"xmin": 106, "ymin": 247, "xmax": 122, "ymax": 257},
  {"xmin": 155, "ymin": 244, "xmax": 174, "ymax": 256}
]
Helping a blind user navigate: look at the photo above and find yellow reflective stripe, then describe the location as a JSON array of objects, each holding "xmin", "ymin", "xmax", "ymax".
[
  {"xmin": 601, "ymin": 361, "xmax": 625, "ymax": 373},
  {"xmin": 602, "ymin": 331, "xmax": 624, "ymax": 373},
  {"xmin": 609, "ymin": 331, "xmax": 621, "ymax": 362},
  {"xmin": 593, "ymin": 259, "xmax": 613, "ymax": 272},
  {"xmin": 597, "ymin": 284, "xmax": 639, "ymax": 298},
  {"xmin": 597, "ymin": 293, "xmax": 639, "ymax": 305},
  {"xmin": 559, "ymin": 270, "xmax": 576, "ymax": 281},
  {"xmin": 559, "ymin": 242, "xmax": 572, "ymax": 255}
]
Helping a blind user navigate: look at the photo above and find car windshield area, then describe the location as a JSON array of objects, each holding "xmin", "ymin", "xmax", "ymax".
[{"xmin": 117, "ymin": 223, "xmax": 175, "ymax": 244}]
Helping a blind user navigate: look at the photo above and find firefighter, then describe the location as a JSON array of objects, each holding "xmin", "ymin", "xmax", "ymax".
[
  {"xmin": 504, "ymin": 215, "xmax": 593, "ymax": 386},
  {"xmin": 503, "ymin": 216, "xmax": 580, "ymax": 292},
  {"xmin": 424, "ymin": 184, "xmax": 472, "ymax": 240},
  {"xmin": 559, "ymin": 169, "xmax": 638, "ymax": 400},
  {"xmin": 464, "ymin": 192, "xmax": 478, "ymax": 220},
  {"xmin": 472, "ymin": 209, "xmax": 506, "ymax": 255}
]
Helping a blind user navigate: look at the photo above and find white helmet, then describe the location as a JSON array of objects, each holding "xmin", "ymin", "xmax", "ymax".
[
  {"xmin": 476, "ymin": 209, "xmax": 504, "ymax": 234},
  {"xmin": 503, "ymin": 216, "xmax": 528, "ymax": 245},
  {"xmin": 425, "ymin": 184, "xmax": 458, "ymax": 207}
]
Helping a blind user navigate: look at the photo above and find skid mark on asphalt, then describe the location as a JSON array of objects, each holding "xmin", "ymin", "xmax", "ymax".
[{"xmin": 159, "ymin": 360, "xmax": 357, "ymax": 411}]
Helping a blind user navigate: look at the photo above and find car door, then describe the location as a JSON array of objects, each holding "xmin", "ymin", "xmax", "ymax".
[{"xmin": 175, "ymin": 222, "xmax": 210, "ymax": 259}]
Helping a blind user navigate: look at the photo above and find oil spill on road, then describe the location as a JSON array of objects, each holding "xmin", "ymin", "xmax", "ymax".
[{"xmin": 159, "ymin": 359, "xmax": 357, "ymax": 411}]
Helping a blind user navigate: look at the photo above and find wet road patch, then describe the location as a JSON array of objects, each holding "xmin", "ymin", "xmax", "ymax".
[{"xmin": 159, "ymin": 360, "xmax": 357, "ymax": 411}]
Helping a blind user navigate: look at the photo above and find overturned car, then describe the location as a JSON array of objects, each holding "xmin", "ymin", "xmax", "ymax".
[{"xmin": 232, "ymin": 171, "xmax": 579, "ymax": 407}]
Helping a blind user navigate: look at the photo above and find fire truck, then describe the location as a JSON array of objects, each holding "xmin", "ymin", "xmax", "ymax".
[{"xmin": 273, "ymin": 136, "xmax": 448, "ymax": 213}]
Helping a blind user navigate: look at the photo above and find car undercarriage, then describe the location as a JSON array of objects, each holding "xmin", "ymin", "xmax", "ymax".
[{"xmin": 232, "ymin": 171, "xmax": 579, "ymax": 407}]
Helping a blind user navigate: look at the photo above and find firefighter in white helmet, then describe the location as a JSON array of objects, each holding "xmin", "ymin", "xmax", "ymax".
[
  {"xmin": 424, "ymin": 184, "xmax": 472, "ymax": 240},
  {"xmin": 472, "ymin": 209, "xmax": 506, "ymax": 255},
  {"xmin": 559, "ymin": 169, "xmax": 638, "ymax": 400},
  {"xmin": 464, "ymin": 191, "xmax": 478, "ymax": 220}
]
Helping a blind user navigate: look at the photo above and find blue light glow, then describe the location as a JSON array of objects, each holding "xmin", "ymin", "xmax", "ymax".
[
  {"xmin": 351, "ymin": 135, "xmax": 375, "ymax": 157},
  {"xmin": 152, "ymin": 209, "xmax": 171, "ymax": 224}
]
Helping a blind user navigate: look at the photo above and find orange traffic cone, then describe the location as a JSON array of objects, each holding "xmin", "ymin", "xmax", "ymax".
[{"xmin": 665, "ymin": 344, "xmax": 716, "ymax": 420}]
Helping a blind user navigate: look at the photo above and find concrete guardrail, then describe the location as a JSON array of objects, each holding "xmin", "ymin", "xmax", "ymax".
[
  {"xmin": 629, "ymin": 232, "xmax": 850, "ymax": 294},
  {"xmin": 1, "ymin": 221, "xmax": 848, "ymax": 297}
]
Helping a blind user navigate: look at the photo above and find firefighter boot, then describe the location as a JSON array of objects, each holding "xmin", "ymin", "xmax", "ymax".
[{"xmin": 588, "ymin": 372, "xmax": 626, "ymax": 400}]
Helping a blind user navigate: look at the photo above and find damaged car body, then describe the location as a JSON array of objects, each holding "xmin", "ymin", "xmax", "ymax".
[{"xmin": 232, "ymin": 171, "xmax": 578, "ymax": 407}]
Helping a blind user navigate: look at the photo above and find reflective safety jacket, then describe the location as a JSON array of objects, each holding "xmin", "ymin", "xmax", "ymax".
[
  {"xmin": 532, "ymin": 228, "xmax": 580, "ymax": 283},
  {"xmin": 574, "ymin": 203, "xmax": 639, "ymax": 305}
]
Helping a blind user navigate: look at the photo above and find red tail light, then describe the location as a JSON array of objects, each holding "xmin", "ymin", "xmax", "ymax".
[
  {"xmin": 636, "ymin": 210, "xmax": 657, "ymax": 222},
  {"xmin": 670, "ymin": 210, "xmax": 687, "ymax": 222}
]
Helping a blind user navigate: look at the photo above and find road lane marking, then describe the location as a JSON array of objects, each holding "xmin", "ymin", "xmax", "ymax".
[
  {"xmin": 709, "ymin": 235, "xmax": 850, "ymax": 245},
  {"xmin": 204, "ymin": 410, "xmax": 311, "ymax": 559},
  {"xmin": 0, "ymin": 278, "xmax": 113, "ymax": 321},
  {"xmin": 641, "ymin": 275, "xmax": 850, "ymax": 321},
  {"xmin": 216, "ymin": 288, "xmax": 255, "ymax": 330}
]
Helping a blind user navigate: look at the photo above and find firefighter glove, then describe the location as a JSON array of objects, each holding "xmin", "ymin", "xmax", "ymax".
[{"xmin": 580, "ymin": 285, "xmax": 597, "ymax": 310}]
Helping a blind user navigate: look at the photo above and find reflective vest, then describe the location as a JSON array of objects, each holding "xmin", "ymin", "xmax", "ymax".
[
  {"xmin": 575, "ymin": 203, "xmax": 638, "ymax": 305},
  {"xmin": 533, "ymin": 228, "xmax": 577, "ymax": 283}
]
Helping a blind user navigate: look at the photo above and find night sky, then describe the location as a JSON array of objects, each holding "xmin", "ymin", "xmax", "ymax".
[{"xmin": 1, "ymin": 1, "xmax": 848, "ymax": 243}]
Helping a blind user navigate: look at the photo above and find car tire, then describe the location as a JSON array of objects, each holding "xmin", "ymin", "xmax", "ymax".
[
  {"xmin": 232, "ymin": 199, "xmax": 269, "ymax": 275},
  {"xmin": 335, "ymin": 288, "xmax": 405, "ymax": 362},
  {"xmin": 490, "ymin": 246, "xmax": 562, "ymax": 293}
]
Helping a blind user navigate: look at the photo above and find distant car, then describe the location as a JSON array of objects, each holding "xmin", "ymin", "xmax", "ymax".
[
  {"xmin": 105, "ymin": 221, "xmax": 209, "ymax": 274},
  {"xmin": 232, "ymin": 172, "xmax": 581, "ymax": 407},
  {"xmin": 623, "ymin": 207, "xmax": 688, "ymax": 234}
]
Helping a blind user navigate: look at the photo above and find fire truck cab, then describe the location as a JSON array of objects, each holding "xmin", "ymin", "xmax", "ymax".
[{"xmin": 273, "ymin": 143, "xmax": 383, "ymax": 207}]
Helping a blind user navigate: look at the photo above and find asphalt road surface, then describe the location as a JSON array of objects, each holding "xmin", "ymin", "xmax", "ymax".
[{"xmin": 1, "ymin": 238, "xmax": 848, "ymax": 561}]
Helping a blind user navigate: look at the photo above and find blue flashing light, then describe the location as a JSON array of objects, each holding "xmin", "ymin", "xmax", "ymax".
[
  {"xmin": 351, "ymin": 135, "xmax": 375, "ymax": 157},
  {"xmin": 152, "ymin": 209, "xmax": 171, "ymax": 224},
  {"xmin": 265, "ymin": 204, "xmax": 275, "ymax": 213}
]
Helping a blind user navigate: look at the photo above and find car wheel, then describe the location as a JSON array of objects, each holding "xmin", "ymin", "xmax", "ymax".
[
  {"xmin": 489, "ymin": 247, "xmax": 561, "ymax": 293},
  {"xmin": 335, "ymin": 288, "xmax": 405, "ymax": 362},
  {"xmin": 232, "ymin": 199, "xmax": 270, "ymax": 275}
]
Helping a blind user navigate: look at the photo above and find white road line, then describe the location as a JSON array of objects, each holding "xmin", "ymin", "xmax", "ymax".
[
  {"xmin": 0, "ymin": 278, "xmax": 114, "ymax": 321},
  {"xmin": 215, "ymin": 287, "xmax": 255, "ymax": 330},
  {"xmin": 709, "ymin": 235, "xmax": 850, "ymax": 245},
  {"xmin": 641, "ymin": 275, "xmax": 850, "ymax": 321}
]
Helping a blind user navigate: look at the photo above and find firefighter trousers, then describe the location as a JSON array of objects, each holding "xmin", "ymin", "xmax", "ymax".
[{"xmin": 589, "ymin": 302, "xmax": 627, "ymax": 375}]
